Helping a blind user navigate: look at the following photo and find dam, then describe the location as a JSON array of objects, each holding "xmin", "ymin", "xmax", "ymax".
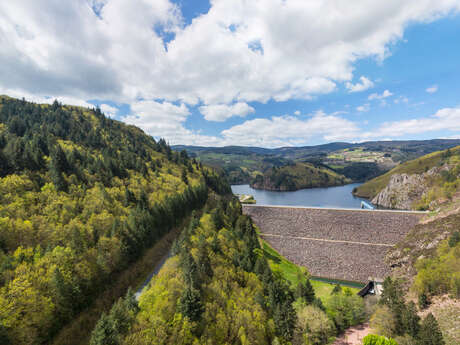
[{"xmin": 243, "ymin": 205, "xmax": 425, "ymax": 283}]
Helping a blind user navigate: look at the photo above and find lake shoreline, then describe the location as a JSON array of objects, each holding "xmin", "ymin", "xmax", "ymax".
[{"xmin": 231, "ymin": 183, "xmax": 373, "ymax": 209}]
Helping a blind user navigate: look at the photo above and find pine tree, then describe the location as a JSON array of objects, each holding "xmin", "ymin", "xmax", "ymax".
[
  {"xmin": 303, "ymin": 279, "xmax": 315, "ymax": 303},
  {"xmin": 89, "ymin": 313, "xmax": 118, "ymax": 345},
  {"xmin": 418, "ymin": 313, "xmax": 444, "ymax": 345},
  {"xmin": 402, "ymin": 301, "xmax": 420, "ymax": 338},
  {"xmin": 178, "ymin": 286, "xmax": 204, "ymax": 322}
]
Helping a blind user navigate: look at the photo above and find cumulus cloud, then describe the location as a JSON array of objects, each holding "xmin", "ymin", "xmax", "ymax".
[
  {"xmin": 363, "ymin": 107, "xmax": 460, "ymax": 138},
  {"xmin": 1, "ymin": 0, "xmax": 459, "ymax": 107},
  {"xmin": 1, "ymin": 1, "xmax": 460, "ymax": 146},
  {"xmin": 368, "ymin": 90, "xmax": 393, "ymax": 100},
  {"xmin": 199, "ymin": 102, "xmax": 255, "ymax": 122},
  {"xmin": 121, "ymin": 100, "xmax": 226, "ymax": 146},
  {"xmin": 426, "ymin": 85, "xmax": 438, "ymax": 93},
  {"xmin": 220, "ymin": 111, "xmax": 360, "ymax": 147},
  {"xmin": 346, "ymin": 76, "xmax": 374, "ymax": 93},
  {"xmin": 356, "ymin": 103, "xmax": 370, "ymax": 112}
]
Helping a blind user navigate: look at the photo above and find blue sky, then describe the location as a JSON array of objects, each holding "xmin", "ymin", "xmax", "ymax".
[{"xmin": 1, "ymin": 1, "xmax": 460, "ymax": 147}]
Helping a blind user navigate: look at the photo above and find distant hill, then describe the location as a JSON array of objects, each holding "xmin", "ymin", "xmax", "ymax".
[
  {"xmin": 174, "ymin": 139, "xmax": 460, "ymax": 187},
  {"xmin": 354, "ymin": 145, "xmax": 460, "ymax": 210},
  {"xmin": 250, "ymin": 162, "xmax": 351, "ymax": 191}
]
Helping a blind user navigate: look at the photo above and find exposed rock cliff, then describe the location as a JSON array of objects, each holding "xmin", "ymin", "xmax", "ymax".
[
  {"xmin": 371, "ymin": 165, "xmax": 451, "ymax": 209},
  {"xmin": 371, "ymin": 173, "xmax": 427, "ymax": 209}
]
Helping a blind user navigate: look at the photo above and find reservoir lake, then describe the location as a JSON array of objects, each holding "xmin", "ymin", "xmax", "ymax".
[{"xmin": 231, "ymin": 183, "xmax": 372, "ymax": 209}]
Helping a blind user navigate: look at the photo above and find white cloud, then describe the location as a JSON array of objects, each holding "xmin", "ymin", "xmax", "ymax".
[
  {"xmin": 356, "ymin": 103, "xmax": 370, "ymax": 112},
  {"xmin": 100, "ymin": 104, "xmax": 118, "ymax": 118},
  {"xmin": 121, "ymin": 100, "xmax": 227, "ymax": 146},
  {"xmin": 199, "ymin": 102, "xmax": 255, "ymax": 122},
  {"xmin": 294, "ymin": 110, "xmax": 301, "ymax": 116},
  {"xmin": 368, "ymin": 89, "xmax": 393, "ymax": 100},
  {"xmin": 364, "ymin": 107, "xmax": 460, "ymax": 138},
  {"xmin": 1, "ymin": 1, "xmax": 460, "ymax": 146},
  {"xmin": 426, "ymin": 85, "xmax": 438, "ymax": 93},
  {"xmin": 1, "ymin": 0, "xmax": 459, "ymax": 107},
  {"xmin": 220, "ymin": 111, "xmax": 360, "ymax": 147},
  {"xmin": 346, "ymin": 76, "xmax": 374, "ymax": 93}
]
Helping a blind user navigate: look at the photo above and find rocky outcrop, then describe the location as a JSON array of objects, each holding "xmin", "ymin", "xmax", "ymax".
[
  {"xmin": 372, "ymin": 165, "xmax": 451, "ymax": 210},
  {"xmin": 371, "ymin": 173, "xmax": 427, "ymax": 209}
]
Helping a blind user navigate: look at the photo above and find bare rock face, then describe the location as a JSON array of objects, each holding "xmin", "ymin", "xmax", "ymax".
[
  {"xmin": 372, "ymin": 165, "xmax": 451, "ymax": 210},
  {"xmin": 372, "ymin": 173, "xmax": 427, "ymax": 210}
]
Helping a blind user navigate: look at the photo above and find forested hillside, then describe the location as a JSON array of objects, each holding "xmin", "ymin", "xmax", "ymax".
[
  {"xmin": 250, "ymin": 162, "xmax": 350, "ymax": 191},
  {"xmin": 354, "ymin": 146, "xmax": 460, "ymax": 210},
  {"xmin": 90, "ymin": 199, "xmax": 297, "ymax": 344},
  {"xmin": 0, "ymin": 96, "xmax": 229, "ymax": 344}
]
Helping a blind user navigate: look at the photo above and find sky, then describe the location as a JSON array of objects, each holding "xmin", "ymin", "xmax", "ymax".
[{"xmin": 1, "ymin": 1, "xmax": 460, "ymax": 148}]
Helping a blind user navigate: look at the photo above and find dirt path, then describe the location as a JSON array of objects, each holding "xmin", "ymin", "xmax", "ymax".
[{"xmin": 333, "ymin": 323, "xmax": 371, "ymax": 345}]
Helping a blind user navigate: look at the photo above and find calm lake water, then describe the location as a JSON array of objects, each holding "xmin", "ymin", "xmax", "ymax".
[{"xmin": 231, "ymin": 183, "xmax": 372, "ymax": 209}]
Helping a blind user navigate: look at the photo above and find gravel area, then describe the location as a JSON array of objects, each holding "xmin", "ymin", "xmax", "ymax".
[{"xmin": 244, "ymin": 206, "xmax": 423, "ymax": 282}]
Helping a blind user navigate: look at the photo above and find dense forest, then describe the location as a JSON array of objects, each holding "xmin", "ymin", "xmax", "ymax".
[
  {"xmin": 90, "ymin": 198, "xmax": 298, "ymax": 344},
  {"xmin": 0, "ymin": 96, "xmax": 229, "ymax": 344},
  {"xmin": 250, "ymin": 162, "xmax": 350, "ymax": 191}
]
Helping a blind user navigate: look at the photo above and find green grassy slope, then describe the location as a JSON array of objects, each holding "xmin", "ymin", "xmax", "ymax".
[
  {"xmin": 261, "ymin": 240, "xmax": 360, "ymax": 301},
  {"xmin": 353, "ymin": 145, "xmax": 460, "ymax": 199}
]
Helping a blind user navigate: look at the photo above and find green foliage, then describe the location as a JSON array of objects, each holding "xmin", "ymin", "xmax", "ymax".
[
  {"xmin": 122, "ymin": 202, "xmax": 296, "ymax": 344},
  {"xmin": 362, "ymin": 334, "xmax": 398, "ymax": 345},
  {"xmin": 178, "ymin": 286, "xmax": 204, "ymax": 322},
  {"xmin": 331, "ymin": 284, "xmax": 342, "ymax": 295},
  {"xmin": 296, "ymin": 305, "xmax": 334, "ymax": 345},
  {"xmin": 325, "ymin": 289, "xmax": 365, "ymax": 333},
  {"xmin": 448, "ymin": 231, "xmax": 460, "ymax": 248},
  {"xmin": 355, "ymin": 145, "xmax": 460, "ymax": 199},
  {"xmin": 296, "ymin": 278, "xmax": 316, "ymax": 304},
  {"xmin": 251, "ymin": 162, "xmax": 350, "ymax": 191},
  {"xmin": 413, "ymin": 239, "xmax": 460, "ymax": 298},
  {"xmin": 418, "ymin": 313, "xmax": 445, "ymax": 345},
  {"xmin": 370, "ymin": 306, "xmax": 397, "ymax": 339},
  {"xmin": 89, "ymin": 290, "xmax": 139, "ymax": 345},
  {"xmin": 372, "ymin": 277, "xmax": 446, "ymax": 343},
  {"xmin": 0, "ymin": 97, "xmax": 230, "ymax": 344}
]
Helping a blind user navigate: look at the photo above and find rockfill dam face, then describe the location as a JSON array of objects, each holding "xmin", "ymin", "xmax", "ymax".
[{"xmin": 243, "ymin": 205, "xmax": 424, "ymax": 283}]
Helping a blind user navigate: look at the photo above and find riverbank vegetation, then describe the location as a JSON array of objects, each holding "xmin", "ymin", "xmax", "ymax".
[{"xmin": 0, "ymin": 97, "xmax": 230, "ymax": 344}]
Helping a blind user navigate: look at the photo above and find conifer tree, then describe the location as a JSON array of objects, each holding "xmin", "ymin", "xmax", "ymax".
[
  {"xmin": 178, "ymin": 286, "xmax": 204, "ymax": 322},
  {"xmin": 89, "ymin": 313, "xmax": 117, "ymax": 345},
  {"xmin": 418, "ymin": 313, "xmax": 444, "ymax": 345}
]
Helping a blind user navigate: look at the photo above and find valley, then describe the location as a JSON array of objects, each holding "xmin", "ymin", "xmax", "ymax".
[{"xmin": 0, "ymin": 97, "xmax": 458, "ymax": 345}]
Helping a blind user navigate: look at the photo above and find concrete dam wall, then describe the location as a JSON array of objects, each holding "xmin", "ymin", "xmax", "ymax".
[{"xmin": 243, "ymin": 205, "xmax": 424, "ymax": 283}]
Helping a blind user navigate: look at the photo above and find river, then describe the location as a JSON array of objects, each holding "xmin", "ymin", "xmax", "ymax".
[{"xmin": 231, "ymin": 183, "xmax": 372, "ymax": 209}]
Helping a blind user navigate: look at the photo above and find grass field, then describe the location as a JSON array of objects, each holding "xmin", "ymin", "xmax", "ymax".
[{"xmin": 261, "ymin": 240, "xmax": 361, "ymax": 300}]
